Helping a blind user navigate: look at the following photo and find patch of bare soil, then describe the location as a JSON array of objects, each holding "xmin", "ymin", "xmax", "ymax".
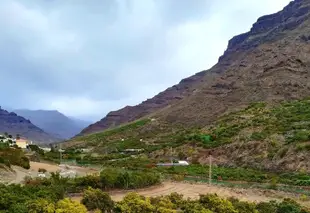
[{"xmin": 9, "ymin": 161, "xmax": 99, "ymax": 184}]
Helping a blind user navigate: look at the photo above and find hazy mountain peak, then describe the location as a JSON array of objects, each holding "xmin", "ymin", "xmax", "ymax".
[{"xmin": 14, "ymin": 109, "xmax": 91, "ymax": 139}]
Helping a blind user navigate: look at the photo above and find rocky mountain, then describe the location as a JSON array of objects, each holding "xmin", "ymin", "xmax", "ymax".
[
  {"xmin": 0, "ymin": 107, "xmax": 59, "ymax": 144},
  {"xmin": 79, "ymin": 70, "xmax": 207, "ymax": 135},
  {"xmin": 14, "ymin": 109, "xmax": 90, "ymax": 139},
  {"xmin": 79, "ymin": 0, "xmax": 310, "ymax": 136},
  {"xmin": 66, "ymin": 0, "xmax": 310, "ymax": 172}
]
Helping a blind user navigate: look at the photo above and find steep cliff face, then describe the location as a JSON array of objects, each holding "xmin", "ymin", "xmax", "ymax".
[
  {"xmin": 78, "ymin": 0, "xmax": 310, "ymax": 136},
  {"xmin": 0, "ymin": 107, "xmax": 59, "ymax": 144},
  {"xmin": 78, "ymin": 70, "xmax": 212, "ymax": 135},
  {"xmin": 156, "ymin": 0, "xmax": 310, "ymax": 127}
]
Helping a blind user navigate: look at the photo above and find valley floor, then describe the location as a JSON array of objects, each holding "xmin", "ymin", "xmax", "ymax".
[
  {"xmin": 70, "ymin": 181, "xmax": 310, "ymax": 208},
  {"xmin": 3, "ymin": 161, "xmax": 309, "ymax": 208}
]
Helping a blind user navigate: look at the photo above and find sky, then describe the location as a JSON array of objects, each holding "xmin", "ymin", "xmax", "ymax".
[{"xmin": 0, "ymin": 0, "xmax": 291, "ymax": 121}]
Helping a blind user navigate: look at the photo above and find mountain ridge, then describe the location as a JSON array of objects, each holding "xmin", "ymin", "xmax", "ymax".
[
  {"xmin": 62, "ymin": 0, "xmax": 310, "ymax": 173},
  {"xmin": 14, "ymin": 109, "xmax": 91, "ymax": 139},
  {"xmin": 0, "ymin": 106, "xmax": 59, "ymax": 144},
  {"xmin": 78, "ymin": 70, "xmax": 209, "ymax": 135},
  {"xmin": 78, "ymin": 0, "xmax": 310, "ymax": 137}
]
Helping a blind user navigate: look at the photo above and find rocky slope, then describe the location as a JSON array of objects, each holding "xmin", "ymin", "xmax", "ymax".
[
  {"xmin": 0, "ymin": 107, "xmax": 59, "ymax": 144},
  {"xmin": 155, "ymin": 0, "xmax": 310, "ymax": 127},
  {"xmin": 79, "ymin": 0, "xmax": 310, "ymax": 136},
  {"xmin": 61, "ymin": 0, "xmax": 310, "ymax": 173},
  {"xmin": 79, "ymin": 70, "xmax": 211, "ymax": 135},
  {"xmin": 14, "ymin": 109, "xmax": 90, "ymax": 139}
]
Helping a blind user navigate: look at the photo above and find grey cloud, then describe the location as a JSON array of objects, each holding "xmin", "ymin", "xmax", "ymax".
[{"xmin": 0, "ymin": 0, "xmax": 291, "ymax": 119}]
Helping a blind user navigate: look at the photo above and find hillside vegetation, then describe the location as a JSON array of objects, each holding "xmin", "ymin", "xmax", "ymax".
[{"xmin": 62, "ymin": 98, "xmax": 310, "ymax": 173}]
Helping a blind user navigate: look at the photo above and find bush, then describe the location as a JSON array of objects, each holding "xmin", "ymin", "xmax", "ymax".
[
  {"xmin": 0, "ymin": 148, "xmax": 30, "ymax": 169},
  {"xmin": 55, "ymin": 198, "xmax": 87, "ymax": 213},
  {"xmin": 256, "ymin": 201, "xmax": 278, "ymax": 213},
  {"xmin": 277, "ymin": 198, "xmax": 303, "ymax": 213},
  {"xmin": 228, "ymin": 197, "xmax": 258, "ymax": 213},
  {"xmin": 199, "ymin": 194, "xmax": 238, "ymax": 213},
  {"xmin": 81, "ymin": 187, "xmax": 114, "ymax": 212},
  {"xmin": 38, "ymin": 168, "xmax": 47, "ymax": 173}
]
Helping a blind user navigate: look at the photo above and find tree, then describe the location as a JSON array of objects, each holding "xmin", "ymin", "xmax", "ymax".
[
  {"xmin": 228, "ymin": 197, "xmax": 258, "ymax": 213},
  {"xmin": 100, "ymin": 168, "xmax": 119, "ymax": 189},
  {"xmin": 16, "ymin": 134, "xmax": 21, "ymax": 140},
  {"xmin": 4, "ymin": 132, "xmax": 8, "ymax": 137},
  {"xmin": 256, "ymin": 201, "xmax": 278, "ymax": 213},
  {"xmin": 81, "ymin": 187, "xmax": 114, "ymax": 212},
  {"xmin": 276, "ymin": 198, "xmax": 303, "ymax": 213},
  {"xmin": 55, "ymin": 198, "xmax": 87, "ymax": 213},
  {"xmin": 28, "ymin": 198, "xmax": 55, "ymax": 213},
  {"xmin": 8, "ymin": 134, "xmax": 12, "ymax": 139},
  {"xmin": 115, "ymin": 193, "xmax": 155, "ymax": 213},
  {"xmin": 154, "ymin": 196, "xmax": 177, "ymax": 213},
  {"xmin": 199, "ymin": 194, "xmax": 237, "ymax": 213},
  {"xmin": 166, "ymin": 193, "xmax": 184, "ymax": 206},
  {"xmin": 182, "ymin": 201, "xmax": 213, "ymax": 213}
]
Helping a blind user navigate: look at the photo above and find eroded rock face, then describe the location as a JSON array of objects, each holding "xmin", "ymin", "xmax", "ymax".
[
  {"xmin": 78, "ymin": 0, "xmax": 310, "ymax": 136},
  {"xmin": 219, "ymin": 0, "xmax": 310, "ymax": 63}
]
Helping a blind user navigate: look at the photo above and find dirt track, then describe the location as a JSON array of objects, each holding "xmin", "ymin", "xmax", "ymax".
[
  {"xmin": 70, "ymin": 182, "xmax": 310, "ymax": 207},
  {"xmin": 7, "ymin": 162, "xmax": 310, "ymax": 207}
]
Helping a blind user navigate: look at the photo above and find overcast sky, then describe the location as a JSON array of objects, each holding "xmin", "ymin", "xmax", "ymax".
[{"xmin": 0, "ymin": 0, "xmax": 291, "ymax": 121}]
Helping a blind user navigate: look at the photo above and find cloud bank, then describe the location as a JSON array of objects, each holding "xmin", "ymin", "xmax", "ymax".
[{"xmin": 0, "ymin": 0, "xmax": 291, "ymax": 121}]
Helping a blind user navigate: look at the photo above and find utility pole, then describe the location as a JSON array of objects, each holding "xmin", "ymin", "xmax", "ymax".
[
  {"xmin": 59, "ymin": 143, "xmax": 62, "ymax": 165},
  {"xmin": 170, "ymin": 147, "xmax": 173, "ymax": 164},
  {"xmin": 209, "ymin": 155, "xmax": 212, "ymax": 185}
]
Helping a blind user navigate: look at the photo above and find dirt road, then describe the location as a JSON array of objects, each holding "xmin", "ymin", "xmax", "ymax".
[{"xmin": 71, "ymin": 182, "xmax": 310, "ymax": 208}]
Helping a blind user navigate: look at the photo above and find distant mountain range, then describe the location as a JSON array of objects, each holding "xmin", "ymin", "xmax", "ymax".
[
  {"xmin": 0, "ymin": 106, "xmax": 59, "ymax": 144},
  {"xmin": 14, "ymin": 109, "xmax": 91, "ymax": 139}
]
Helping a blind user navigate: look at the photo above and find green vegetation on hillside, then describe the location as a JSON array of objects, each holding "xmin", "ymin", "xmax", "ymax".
[
  {"xmin": 51, "ymin": 99, "xmax": 310, "ymax": 185},
  {"xmin": 66, "ymin": 99, "xmax": 310, "ymax": 154},
  {"xmin": 204, "ymin": 99, "xmax": 310, "ymax": 148},
  {"xmin": 73, "ymin": 119, "xmax": 151, "ymax": 146}
]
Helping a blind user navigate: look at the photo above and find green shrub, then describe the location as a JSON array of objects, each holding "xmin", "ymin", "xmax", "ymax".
[
  {"xmin": 38, "ymin": 168, "xmax": 47, "ymax": 173},
  {"xmin": 256, "ymin": 201, "xmax": 278, "ymax": 213},
  {"xmin": 250, "ymin": 132, "xmax": 267, "ymax": 141},
  {"xmin": 81, "ymin": 187, "xmax": 114, "ymax": 212},
  {"xmin": 199, "ymin": 194, "xmax": 237, "ymax": 213}
]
